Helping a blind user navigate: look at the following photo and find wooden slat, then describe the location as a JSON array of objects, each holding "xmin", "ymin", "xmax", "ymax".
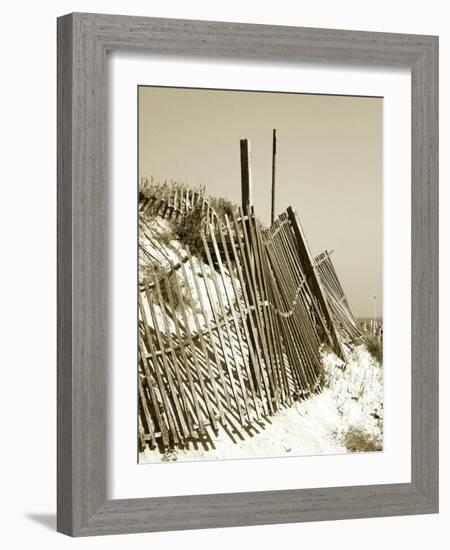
[
  {"xmin": 163, "ymin": 270, "xmax": 207, "ymax": 436},
  {"xmin": 231, "ymin": 210, "xmax": 274, "ymax": 408},
  {"xmin": 179, "ymin": 258, "xmax": 226, "ymax": 426},
  {"xmin": 155, "ymin": 275, "xmax": 195, "ymax": 437},
  {"xmin": 259, "ymin": 248, "xmax": 293, "ymax": 404},
  {"xmin": 170, "ymin": 267, "xmax": 219, "ymax": 432},
  {"xmin": 263, "ymin": 236, "xmax": 314, "ymax": 391},
  {"xmin": 247, "ymin": 208, "xmax": 277, "ymax": 411},
  {"xmin": 225, "ymin": 215, "xmax": 281, "ymax": 409},
  {"xmin": 138, "ymin": 291, "xmax": 179, "ymax": 446},
  {"xmin": 211, "ymin": 223, "xmax": 264, "ymax": 419},
  {"xmin": 138, "ymin": 375, "xmax": 157, "ymax": 448},
  {"xmin": 146, "ymin": 279, "xmax": 190, "ymax": 439},
  {"xmin": 201, "ymin": 232, "xmax": 253, "ymax": 423},
  {"xmin": 275, "ymin": 218, "xmax": 323, "ymax": 378},
  {"xmin": 186, "ymin": 251, "xmax": 231, "ymax": 410},
  {"xmin": 197, "ymin": 258, "xmax": 247, "ymax": 425},
  {"xmin": 287, "ymin": 206, "xmax": 345, "ymax": 360},
  {"xmin": 254, "ymin": 221, "xmax": 288, "ymax": 405},
  {"xmin": 139, "ymin": 339, "xmax": 169, "ymax": 447}
]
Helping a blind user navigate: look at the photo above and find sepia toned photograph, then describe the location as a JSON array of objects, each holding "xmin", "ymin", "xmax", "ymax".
[{"xmin": 137, "ymin": 86, "xmax": 383, "ymax": 464}]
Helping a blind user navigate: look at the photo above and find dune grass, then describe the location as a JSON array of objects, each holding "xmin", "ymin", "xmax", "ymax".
[
  {"xmin": 343, "ymin": 426, "xmax": 382, "ymax": 453},
  {"xmin": 171, "ymin": 203, "xmax": 205, "ymax": 256},
  {"xmin": 140, "ymin": 178, "xmax": 242, "ymax": 257}
]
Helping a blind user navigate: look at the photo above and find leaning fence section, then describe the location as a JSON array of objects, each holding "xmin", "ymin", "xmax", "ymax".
[
  {"xmin": 138, "ymin": 194, "xmax": 364, "ymax": 451},
  {"xmin": 139, "ymin": 186, "xmax": 223, "ymax": 234},
  {"xmin": 314, "ymin": 250, "xmax": 364, "ymax": 352}
]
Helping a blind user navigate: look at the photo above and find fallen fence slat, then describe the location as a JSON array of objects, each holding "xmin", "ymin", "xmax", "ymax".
[
  {"xmin": 146, "ymin": 279, "xmax": 190, "ymax": 440},
  {"xmin": 139, "ymin": 291, "xmax": 179, "ymax": 446}
]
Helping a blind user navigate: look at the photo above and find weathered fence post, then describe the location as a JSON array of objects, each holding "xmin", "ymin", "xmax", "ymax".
[
  {"xmin": 240, "ymin": 138, "xmax": 255, "ymax": 262},
  {"xmin": 240, "ymin": 139, "xmax": 253, "ymax": 209},
  {"xmin": 287, "ymin": 206, "xmax": 345, "ymax": 360},
  {"xmin": 240, "ymin": 138, "xmax": 260, "ymax": 387},
  {"xmin": 271, "ymin": 129, "xmax": 277, "ymax": 225}
]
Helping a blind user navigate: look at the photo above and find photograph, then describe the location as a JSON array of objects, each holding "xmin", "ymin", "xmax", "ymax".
[{"xmin": 137, "ymin": 85, "xmax": 383, "ymax": 464}]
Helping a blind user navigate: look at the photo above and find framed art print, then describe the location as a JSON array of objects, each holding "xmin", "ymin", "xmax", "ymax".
[
  {"xmin": 136, "ymin": 85, "xmax": 383, "ymax": 464},
  {"xmin": 57, "ymin": 13, "xmax": 438, "ymax": 536}
]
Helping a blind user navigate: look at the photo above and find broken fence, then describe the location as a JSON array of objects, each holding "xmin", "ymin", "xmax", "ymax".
[{"xmin": 138, "ymin": 199, "xmax": 363, "ymax": 451}]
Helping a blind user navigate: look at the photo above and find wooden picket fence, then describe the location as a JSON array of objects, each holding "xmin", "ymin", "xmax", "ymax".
[
  {"xmin": 138, "ymin": 197, "xmax": 363, "ymax": 451},
  {"xmin": 139, "ymin": 186, "xmax": 224, "ymax": 234},
  {"xmin": 314, "ymin": 250, "xmax": 365, "ymax": 350}
]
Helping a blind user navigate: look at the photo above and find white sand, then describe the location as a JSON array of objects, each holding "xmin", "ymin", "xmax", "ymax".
[
  {"xmin": 139, "ymin": 216, "xmax": 383, "ymax": 463},
  {"xmin": 140, "ymin": 346, "xmax": 383, "ymax": 463}
]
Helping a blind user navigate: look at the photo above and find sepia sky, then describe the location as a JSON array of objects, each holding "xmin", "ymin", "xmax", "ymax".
[{"xmin": 139, "ymin": 86, "xmax": 382, "ymax": 318}]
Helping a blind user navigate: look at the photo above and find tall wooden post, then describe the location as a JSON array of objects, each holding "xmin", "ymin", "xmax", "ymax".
[
  {"xmin": 240, "ymin": 138, "xmax": 257, "ymax": 380},
  {"xmin": 271, "ymin": 129, "xmax": 277, "ymax": 225},
  {"xmin": 240, "ymin": 139, "xmax": 253, "ymax": 209}
]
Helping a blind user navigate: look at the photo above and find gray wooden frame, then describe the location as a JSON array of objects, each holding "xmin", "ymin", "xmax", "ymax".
[{"xmin": 57, "ymin": 12, "xmax": 438, "ymax": 537}]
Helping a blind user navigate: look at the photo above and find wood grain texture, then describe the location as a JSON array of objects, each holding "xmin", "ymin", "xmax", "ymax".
[
  {"xmin": 57, "ymin": 13, "xmax": 74, "ymax": 535},
  {"xmin": 57, "ymin": 12, "xmax": 439, "ymax": 537},
  {"xmin": 410, "ymin": 36, "xmax": 439, "ymax": 506}
]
